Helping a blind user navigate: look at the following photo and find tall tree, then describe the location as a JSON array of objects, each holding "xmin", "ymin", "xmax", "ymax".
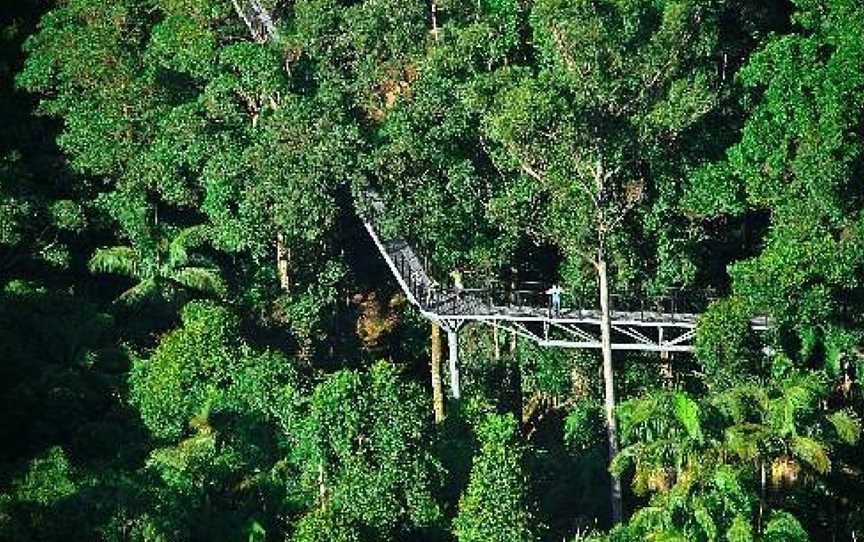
[
  {"xmin": 686, "ymin": 0, "xmax": 864, "ymax": 376},
  {"xmin": 453, "ymin": 413, "xmax": 536, "ymax": 542},
  {"xmin": 129, "ymin": 301, "xmax": 304, "ymax": 538},
  {"xmin": 288, "ymin": 362, "xmax": 442, "ymax": 540},
  {"xmin": 482, "ymin": 0, "xmax": 744, "ymax": 521}
]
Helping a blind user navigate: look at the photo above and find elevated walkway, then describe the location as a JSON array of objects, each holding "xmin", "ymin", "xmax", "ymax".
[
  {"xmin": 230, "ymin": 1, "xmax": 769, "ymax": 398},
  {"xmin": 231, "ymin": 0, "xmax": 278, "ymax": 42},
  {"xmin": 357, "ymin": 189, "xmax": 769, "ymax": 397},
  {"xmin": 358, "ymin": 190, "xmax": 767, "ymax": 346}
]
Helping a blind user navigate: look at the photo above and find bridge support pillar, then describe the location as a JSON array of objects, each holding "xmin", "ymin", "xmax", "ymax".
[{"xmin": 447, "ymin": 329, "xmax": 461, "ymax": 400}]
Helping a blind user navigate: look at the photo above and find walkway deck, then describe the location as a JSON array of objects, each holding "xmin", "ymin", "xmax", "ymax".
[
  {"xmin": 229, "ymin": 0, "xmax": 769, "ymax": 355},
  {"xmin": 358, "ymin": 189, "xmax": 768, "ymax": 354}
]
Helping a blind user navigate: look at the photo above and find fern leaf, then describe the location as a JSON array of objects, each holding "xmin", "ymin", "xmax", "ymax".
[
  {"xmin": 673, "ymin": 393, "xmax": 703, "ymax": 442},
  {"xmin": 89, "ymin": 246, "xmax": 140, "ymax": 278},
  {"xmin": 168, "ymin": 225, "xmax": 210, "ymax": 267},
  {"xmin": 828, "ymin": 410, "xmax": 862, "ymax": 445},
  {"xmin": 116, "ymin": 278, "xmax": 159, "ymax": 305},
  {"xmin": 172, "ymin": 266, "xmax": 226, "ymax": 296},
  {"xmin": 791, "ymin": 435, "xmax": 830, "ymax": 473}
]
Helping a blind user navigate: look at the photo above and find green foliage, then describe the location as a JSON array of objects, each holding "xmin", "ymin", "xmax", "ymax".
[
  {"xmin": 130, "ymin": 301, "xmax": 299, "ymax": 440},
  {"xmin": 726, "ymin": 515, "xmax": 754, "ymax": 542},
  {"xmin": 613, "ymin": 390, "xmax": 706, "ymax": 495},
  {"xmin": 291, "ymin": 508, "xmax": 363, "ymax": 542},
  {"xmin": 454, "ymin": 413, "xmax": 535, "ymax": 542},
  {"xmin": 610, "ymin": 355, "xmax": 859, "ymax": 540},
  {"xmin": 827, "ymin": 410, "xmax": 862, "ymax": 445},
  {"xmin": 89, "ymin": 225, "xmax": 226, "ymax": 306},
  {"xmin": 708, "ymin": 0, "xmax": 864, "ymax": 364},
  {"xmin": 11, "ymin": 447, "xmax": 76, "ymax": 506},
  {"xmin": 0, "ymin": 447, "xmax": 86, "ymax": 541},
  {"xmin": 288, "ymin": 361, "xmax": 442, "ymax": 540},
  {"xmin": 564, "ymin": 400, "xmax": 605, "ymax": 454},
  {"xmin": 762, "ymin": 511, "xmax": 809, "ymax": 542},
  {"xmin": 5, "ymin": 1, "xmax": 864, "ymax": 541},
  {"xmin": 695, "ymin": 297, "xmax": 762, "ymax": 388}
]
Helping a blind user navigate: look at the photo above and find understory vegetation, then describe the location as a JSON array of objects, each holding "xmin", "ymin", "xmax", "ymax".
[{"xmin": 2, "ymin": 0, "xmax": 864, "ymax": 540}]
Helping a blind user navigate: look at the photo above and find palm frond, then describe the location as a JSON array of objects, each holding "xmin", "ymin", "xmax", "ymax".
[
  {"xmin": 626, "ymin": 505, "xmax": 675, "ymax": 536},
  {"xmin": 610, "ymin": 443, "xmax": 641, "ymax": 478},
  {"xmin": 762, "ymin": 511, "xmax": 808, "ymax": 542},
  {"xmin": 828, "ymin": 409, "xmax": 862, "ymax": 445},
  {"xmin": 172, "ymin": 266, "xmax": 227, "ymax": 296},
  {"xmin": 711, "ymin": 382, "xmax": 768, "ymax": 424},
  {"xmin": 618, "ymin": 393, "xmax": 669, "ymax": 443},
  {"xmin": 168, "ymin": 225, "xmax": 211, "ymax": 267},
  {"xmin": 725, "ymin": 515, "xmax": 753, "ymax": 542},
  {"xmin": 89, "ymin": 246, "xmax": 141, "ymax": 278},
  {"xmin": 116, "ymin": 278, "xmax": 159, "ymax": 305},
  {"xmin": 711, "ymin": 465, "xmax": 750, "ymax": 516},
  {"xmin": 791, "ymin": 435, "xmax": 830, "ymax": 473},
  {"xmin": 673, "ymin": 393, "xmax": 703, "ymax": 442},
  {"xmin": 768, "ymin": 373, "xmax": 825, "ymax": 436},
  {"xmin": 691, "ymin": 500, "xmax": 717, "ymax": 542},
  {"xmin": 724, "ymin": 423, "xmax": 768, "ymax": 462}
]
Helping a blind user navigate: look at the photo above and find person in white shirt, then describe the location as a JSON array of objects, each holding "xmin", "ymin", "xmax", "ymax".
[
  {"xmin": 450, "ymin": 268, "xmax": 464, "ymax": 300},
  {"xmin": 546, "ymin": 284, "xmax": 563, "ymax": 316}
]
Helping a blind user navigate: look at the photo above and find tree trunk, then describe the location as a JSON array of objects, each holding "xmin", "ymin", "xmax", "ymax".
[
  {"xmin": 448, "ymin": 328, "xmax": 461, "ymax": 400},
  {"xmin": 598, "ymin": 253, "xmax": 623, "ymax": 524},
  {"xmin": 431, "ymin": 321, "xmax": 445, "ymax": 423},
  {"xmin": 759, "ymin": 460, "xmax": 766, "ymax": 533},
  {"xmin": 659, "ymin": 328, "xmax": 674, "ymax": 385},
  {"xmin": 493, "ymin": 326, "xmax": 501, "ymax": 361},
  {"xmin": 431, "ymin": 0, "xmax": 440, "ymax": 43},
  {"xmin": 318, "ymin": 461, "xmax": 328, "ymax": 511},
  {"xmin": 276, "ymin": 232, "xmax": 291, "ymax": 292}
]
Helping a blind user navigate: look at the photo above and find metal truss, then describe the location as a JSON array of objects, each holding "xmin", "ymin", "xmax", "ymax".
[{"xmin": 482, "ymin": 318, "xmax": 700, "ymax": 353}]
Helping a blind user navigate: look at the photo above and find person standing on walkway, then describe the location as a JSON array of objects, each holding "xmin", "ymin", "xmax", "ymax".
[
  {"xmin": 546, "ymin": 283, "xmax": 564, "ymax": 316},
  {"xmin": 425, "ymin": 278, "xmax": 439, "ymax": 306},
  {"xmin": 450, "ymin": 268, "xmax": 464, "ymax": 301}
]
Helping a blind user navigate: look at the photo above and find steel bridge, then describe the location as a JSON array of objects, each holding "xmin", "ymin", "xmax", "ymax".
[
  {"xmin": 232, "ymin": 1, "xmax": 770, "ymax": 398},
  {"xmin": 231, "ymin": 0, "xmax": 278, "ymax": 42},
  {"xmin": 357, "ymin": 192, "xmax": 769, "ymax": 398}
]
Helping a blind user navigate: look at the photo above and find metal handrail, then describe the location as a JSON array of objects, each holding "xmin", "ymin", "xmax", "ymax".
[{"xmin": 360, "ymin": 189, "xmax": 723, "ymax": 322}]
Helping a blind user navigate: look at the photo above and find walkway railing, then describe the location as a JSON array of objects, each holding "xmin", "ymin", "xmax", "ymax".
[{"xmin": 358, "ymin": 189, "xmax": 729, "ymax": 323}]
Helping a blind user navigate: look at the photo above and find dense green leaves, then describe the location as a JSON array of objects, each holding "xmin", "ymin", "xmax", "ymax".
[
  {"xmin": 3, "ymin": 1, "xmax": 864, "ymax": 541},
  {"xmin": 695, "ymin": 297, "xmax": 761, "ymax": 388},
  {"xmin": 130, "ymin": 301, "xmax": 299, "ymax": 440},
  {"xmin": 454, "ymin": 413, "xmax": 535, "ymax": 542},
  {"xmin": 288, "ymin": 361, "xmax": 442, "ymax": 539}
]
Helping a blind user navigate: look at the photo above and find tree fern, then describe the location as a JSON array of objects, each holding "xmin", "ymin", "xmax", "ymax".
[
  {"xmin": 172, "ymin": 266, "xmax": 227, "ymax": 296},
  {"xmin": 88, "ymin": 246, "xmax": 141, "ymax": 279},
  {"xmin": 827, "ymin": 409, "xmax": 862, "ymax": 445}
]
